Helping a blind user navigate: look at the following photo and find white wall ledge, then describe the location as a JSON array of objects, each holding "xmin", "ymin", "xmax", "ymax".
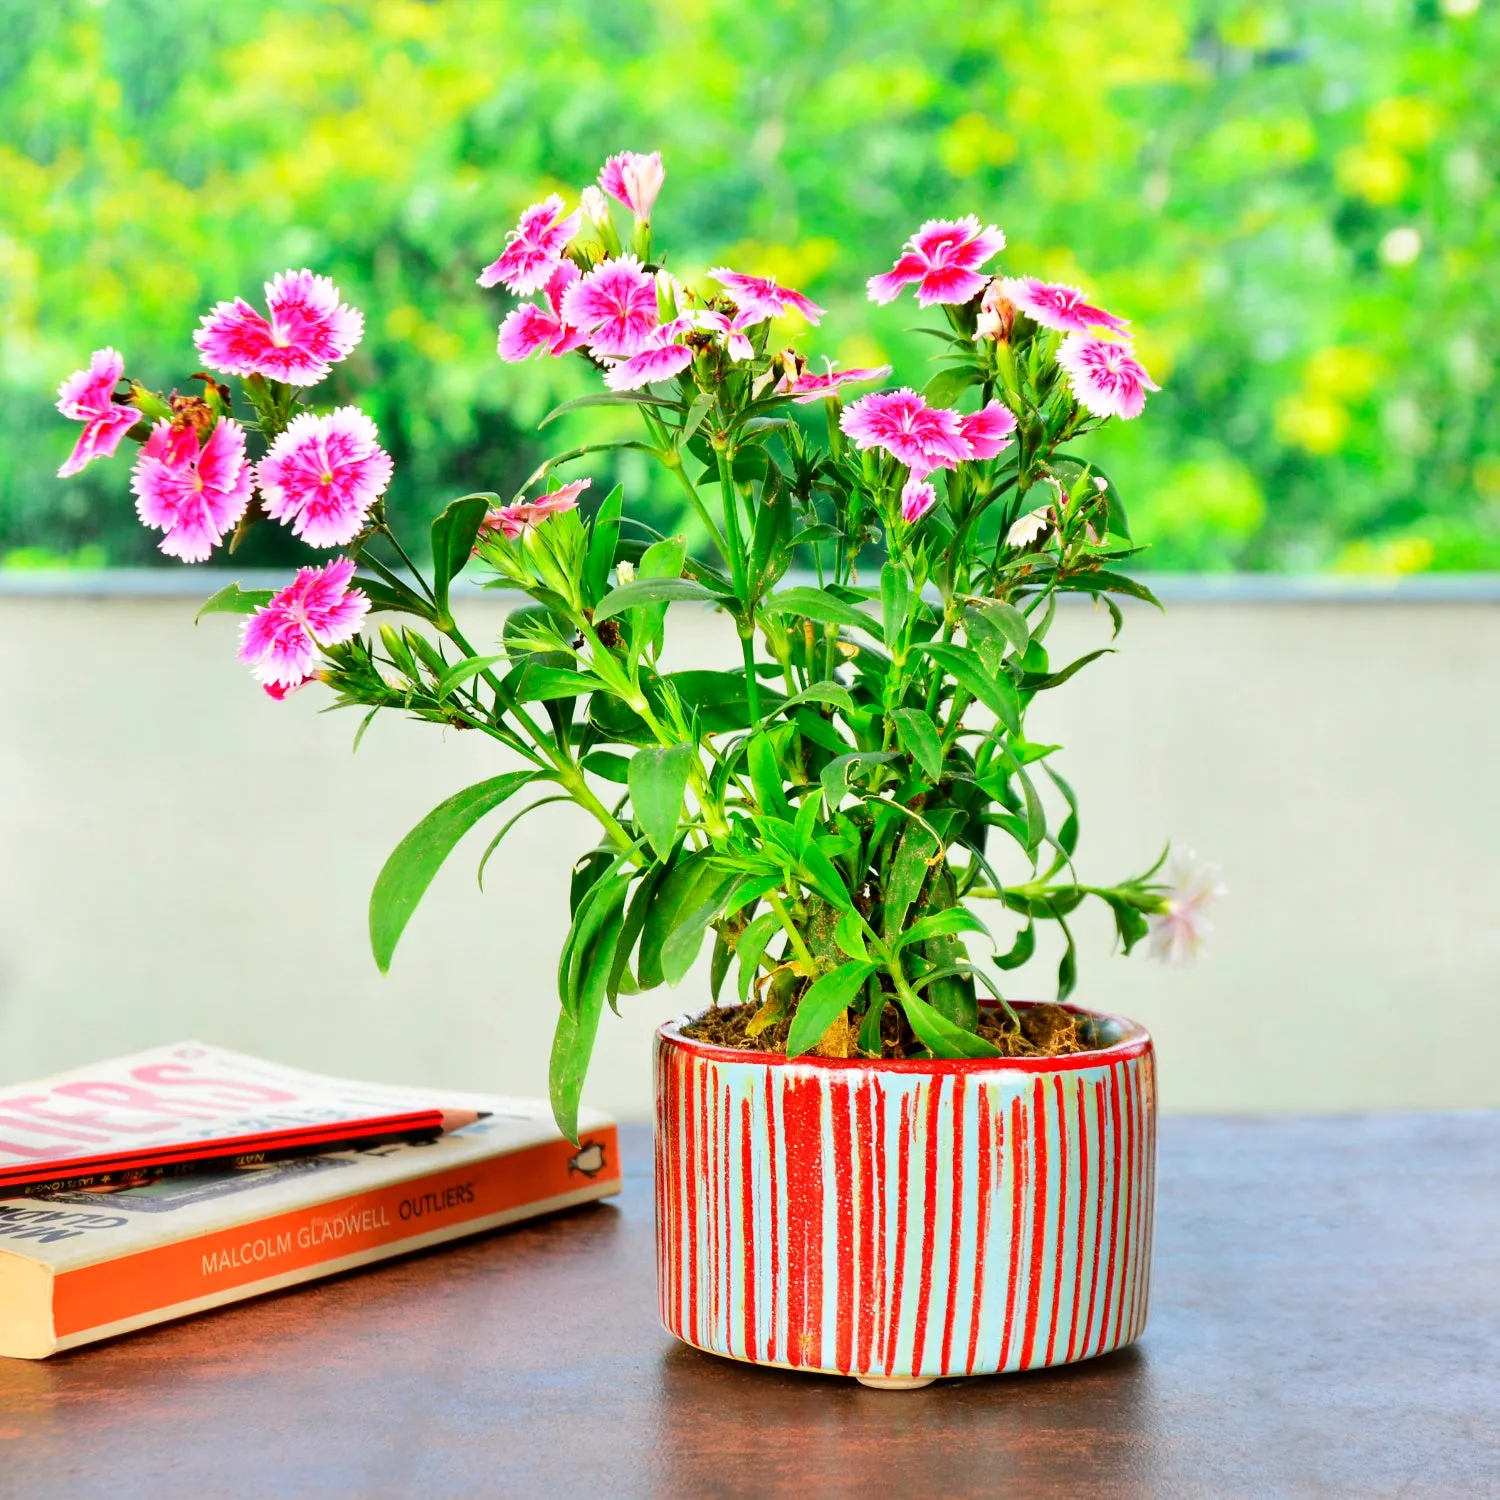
[{"xmin": 2, "ymin": 568, "xmax": 1499, "ymax": 604}]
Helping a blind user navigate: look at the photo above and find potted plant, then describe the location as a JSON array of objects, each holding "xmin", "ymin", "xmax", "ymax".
[{"xmin": 56, "ymin": 151, "xmax": 1221, "ymax": 1387}]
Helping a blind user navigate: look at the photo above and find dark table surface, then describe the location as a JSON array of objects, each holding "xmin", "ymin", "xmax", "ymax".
[{"xmin": 0, "ymin": 1115, "xmax": 1496, "ymax": 1499}]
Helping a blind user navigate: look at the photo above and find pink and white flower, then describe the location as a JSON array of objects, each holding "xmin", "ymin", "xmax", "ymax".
[
  {"xmin": 131, "ymin": 418, "xmax": 253, "ymax": 562},
  {"xmin": 1056, "ymin": 333, "xmax": 1160, "ymax": 420},
  {"xmin": 777, "ymin": 359, "xmax": 893, "ymax": 404},
  {"xmin": 478, "ymin": 478, "xmax": 592, "ymax": 543},
  {"xmin": 256, "ymin": 407, "xmax": 394, "ymax": 548},
  {"xmin": 900, "ymin": 476, "xmax": 938, "ymax": 523},
  {"xmin": 693, "ymin": 307, "xmax": 764, "ymax": 362},
  {"xmin": 603, "ymin": 326, "xmax": 696, "ymax": 391},
  {"xmin": 194, "ymin": 270, "xmax": 363, "ymax": 387},
  {"xmin": 707, "ymin": 269, "xmax": 825, "ymax": 325},
  {"xmin": 840, "ymin": 388, "xmax": 971, "ymax": 478},
  {"xmin": 238, "ymin": 556, "xmax": 370, "ymax": 691},
  {"xmin": 56, "ymin": 348, "xmax": 138, "ymax": 477},
  {"xmin": 958, "ymin": 400, "xmax": 1018, "ymax": 460},
  {"xmin": 478, "ymin": 195, "xmax": 581, "ymax": 296},
  {"xmin": 599, "ymin": 151, "xmax": 665, "ymax": 222},
  {"xmin": 497, "ymin": 262, "xmax": 589, "ymax": 362},
  {"xmin": 867, "ymin": 217, "xmax": 1006, "ymax": 307},
  {"xmin": 560, "ymin": 255, "xmax": 660, "ymax": 358},
  {"xmin": 1148, "ymin": 851, "xmax": 1226, "ymax": 966},
  {"xmin": 999, "ymin": 277, "xmax": 1128, "ymax": 335}
]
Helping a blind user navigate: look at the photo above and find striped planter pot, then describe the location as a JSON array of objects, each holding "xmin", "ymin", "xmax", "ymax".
[{"xmin": 654, "ymin": 1002, "xmax": 1156, "ymax": 1388}]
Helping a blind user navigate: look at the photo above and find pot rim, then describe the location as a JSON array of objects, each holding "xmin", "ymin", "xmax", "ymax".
[{"xmin": 657, "ymin": 997, "xmax": 1151, "ymax": 1074}]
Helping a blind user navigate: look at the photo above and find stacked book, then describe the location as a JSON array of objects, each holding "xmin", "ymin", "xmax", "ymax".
[{"xmin": 0, "ymin": 1044, "xmax": 620, "ymax": 1359}]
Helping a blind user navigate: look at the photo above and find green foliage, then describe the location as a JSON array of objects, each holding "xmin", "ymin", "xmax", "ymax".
[{"xmin": 7, "ymin": 0, "xmax": 1497, "ymax": 574}]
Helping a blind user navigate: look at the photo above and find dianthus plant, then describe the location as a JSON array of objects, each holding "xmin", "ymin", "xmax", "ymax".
[{"xmin": 58, "ymin": 151, "xmax": 1221, "ymax": 1140}]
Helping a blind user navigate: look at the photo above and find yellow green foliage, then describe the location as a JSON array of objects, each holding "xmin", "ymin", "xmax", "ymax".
[{"xmin": 2, "ymin": 0, "xmax": 1496, "ymax": 571}]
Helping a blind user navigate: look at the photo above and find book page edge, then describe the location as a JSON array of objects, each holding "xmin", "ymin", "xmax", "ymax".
[
  {"xmin": 0, "ymin": 1250, "xmax": 57, "ymax": 1360},
  {"xmin": 46, "ymin": 1176, "xmax": 622, "ymax": 1357}
]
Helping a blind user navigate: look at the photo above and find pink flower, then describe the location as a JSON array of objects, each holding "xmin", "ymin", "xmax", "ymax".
[
  {"xmin": 1056, "ymin": 334, "xmax": 1160, "ymax": 420},
  {"xmin": 707, "ymin": 269, "xmax": 825, "ymax": 325},
  {"xmin": 867, "ymin": 217, "xmax": 1006, "ymax": 307},
  {"xmin": 603, "ymin": 332, "xmax": 696, "ymax": 392},
  {"xmin": 131, "ymin": 418, "xmax": 253, "ymax": 562},
  {"xmin": 900, "ymin": 476, "xmax": 938, "ymax": 523},
  {"xmin": 840, "ymin": 388, "xmax": 970, "ymax": 478},
  {"xmin": 238, "ymin": 556, "xmax": 370, "ymax": 690},
  {"xmin": 1148, "ymin": 851, "xmax": 1226, "ymax": 967},
  {"xmin": 194, "ymin": 270, "xmax": 363, "ymax": 387},
  {"xmin": 478, "ymin": 478, "xmax": 592, "ymax": 543},
  {"xmin": 958, "ymin": 400, "xmax": 1018, "ymax": 460},
  {"xmin": 256, "ymin": 407, "xmax": 394, "ymax": 549},
  {"xmin": 599, "ymin": 152, "xmax": 665, "ymax": 222},
  {"xmin": 478, "ymin": 195, "xmax": 581, "ymax": 296},
  {"xmin": 693, "ymin": 307, "xmax": 764, "ymax": 362},
  {"xmin": 777, "ymin": 360, "xmax": 892, "ymax": 404},
  {"xmin": 560, "ymin": 255, "xmax": 660, "ymax": 359},
  {"xmin": 56, "ymin": 348, "xmax": 137, "ymax": 477},
  {"xmin": 999, "ymin": 277, "xmax": 1128, "ymax": 335},
  {"xmin": 261, "ymin": 676, "xmax": 315, "ymax": 702},
  {"xmin": 497, "ymin": 262, "xmax": 589, "ymax": 362}
]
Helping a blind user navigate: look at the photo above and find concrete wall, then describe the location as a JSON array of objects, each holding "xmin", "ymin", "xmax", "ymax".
[{"xmin": 1, "ymin": 578, "xmax": 1496, "ymax": 1118}]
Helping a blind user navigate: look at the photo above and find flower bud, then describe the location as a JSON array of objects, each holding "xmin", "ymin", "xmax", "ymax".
[
  {"xmin": 615, "ymin": 560, "xmax": 636, "ymax": 586},
  {"xmin": 975, "ymin": 279, "xmax": 1015, "ymax": 343}
]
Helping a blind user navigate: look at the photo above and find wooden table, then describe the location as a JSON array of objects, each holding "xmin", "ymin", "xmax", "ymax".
[{"xmin": 1, "ymin": 1115, "xmax": 1496, "ymax": 1498}]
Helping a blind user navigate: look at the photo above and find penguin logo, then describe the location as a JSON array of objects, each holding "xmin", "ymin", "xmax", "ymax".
[{"xmin": 569, "ymin": 1140, "xmax": 608, "ymax": 1177}]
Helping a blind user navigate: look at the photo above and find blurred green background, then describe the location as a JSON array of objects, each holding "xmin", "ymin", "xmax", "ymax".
[{"xmin": 1, "ymin": 0, "xmax": 1493, "ymax": 573}]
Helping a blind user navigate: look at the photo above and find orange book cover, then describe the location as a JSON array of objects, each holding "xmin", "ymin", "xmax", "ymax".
[{"xmin": 0, "ymin": 1089, "xmax": 620, "ymax": 1359}]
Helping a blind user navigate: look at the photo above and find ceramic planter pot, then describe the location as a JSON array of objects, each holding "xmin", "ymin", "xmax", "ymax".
[{"xmin": 653, "ymin": 1001, "xmax": 1155, "ymax": 1388}]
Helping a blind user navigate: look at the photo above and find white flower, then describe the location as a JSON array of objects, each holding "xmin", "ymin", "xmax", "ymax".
[
  {"xmin": 580, "ymin": 185, "xmax": 611, "ymax": 230},
  {"xmin": 1006, "ymin": 505, "xmax": 1052, "ymax": 548},
  {"xmin": 615, "ymin": 560, "xmax": 636, "ymax": 586},
  {"xmin": 1148, "ymin": 850, "xmax": 1227, "ymax": 967}
]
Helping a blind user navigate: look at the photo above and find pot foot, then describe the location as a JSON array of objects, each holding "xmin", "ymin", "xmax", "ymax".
[{"xmin": 855, "ymin": 1374, "xmax": 936, "ymax": 1391}]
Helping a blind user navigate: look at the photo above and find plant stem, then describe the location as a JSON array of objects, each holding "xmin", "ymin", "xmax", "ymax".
[{"xmin": 767, "ymin": 892, "xmax": 817, "ymax": 975}]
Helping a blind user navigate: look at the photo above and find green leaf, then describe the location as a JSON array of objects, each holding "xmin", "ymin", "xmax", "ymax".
[
  {"xmin": 898, "ymin": 988, "xmax": 1002, "ymax": 1059},
  {"xmin": 761, "ymin": 587, "xmax": 881, "ymax": 637},
  {"xmin": 195, "ymin": 583, "xmax": 272, "ymax": 623},
  {"xmin": 746, "ymin": 732, "xmax": 792, "ymax": 821},
  {"xmin": 833, "ymin": 909, "xmax": 870, "ymax": 961},
  {"xmin": 923, "ymin": 366, "xmax": 981, "ymax": 407},
  {"xmin": 370, "ymin": 771, "xmax": 536, "ymax": 972},
  {"xmin": 628, "ymin": 744, "xmax": 694, "ymax": 862},
  {"xmin": 880, "ymin": 561, "xmax": 911, "ymax": 649},
  {"xmin": 679, "ymin": 392, "xmax": 714, "ymax": 446},
  {"xmin": 893, "ymin": 906, "xmax": 991, "ymax": 952},
  {"xmin": 892, "ymin": 708, "xmax": 944, "ymax": 783},
  {"xmin": 429, "ymin": 494, "xmax": 493, "ymax": 621},
  {"xmin": 661, "ymin": 875, "xmax": 738, "ymax": 986},
  {"xmin": 581, "ymin": 750, "xmax": 632, "ymax": 785},
  {"xmin": 819, "ymin": 750, "xmax": 899, "ymax": 807},
  {"xmin": 770, "ymin": 680, "xmax": 856, "ymax": 720},
  {"xmin": 736, "ymin": 909, "xmax": 783, "ymax": 1005},
  {"xmin": 355, "ymin": 575, "xmax": 437, "ymax": 621},
  {"xmin": 1019, "ymin": 648, "xmax": 1114, "ymax": 693},
  {"xmin": 540, "ymin": 390, "xmax": 680, "ymax": 427},
  {"xmin": 977, "ymin": 600, "xmax": 1030, "ymax": 655},
  {"xmin": 583, "ymin": 484, "xmax": 625, "ymax": 606},
  {"xmin": 592, "ymin": 576, "xmax": 719, "ymax": 621},
  {"xmin": 786, "ymin": 961, "xmax": 877, "ymax": 1057},
  {"xmin": 551, "ymin": 874, "xmax": 631, "ymax": 1142},
  {"xmin": 994, "ymin": 922, "xmax": 1036, "ymax": 971},
  {"xmin": 639, "ymin": 851, "xmax": 717, "ymax": 988},
  {"xmin": 516, "ymin": 665, "xmax": 609, "ymax": 702},
  {"xmin": 436, "ymin": 653, "xmax": 506, "ymax": 700},
  {"xmin": 1065, "ymin": 569, "xmax": 1163, "ymax": 610},
  {"xmin": 916, "ymin": 641, "xmax": 1021, "ymax": 735}
]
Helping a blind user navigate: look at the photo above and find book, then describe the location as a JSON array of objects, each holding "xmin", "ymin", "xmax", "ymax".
[
  {"xmin": 0, "ymin": 1080, "xmax": 620, "ymax": 1359},
  {"xmin": 0, "ymin": 1043, "xmax": 492, "ymax": 1196}
]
